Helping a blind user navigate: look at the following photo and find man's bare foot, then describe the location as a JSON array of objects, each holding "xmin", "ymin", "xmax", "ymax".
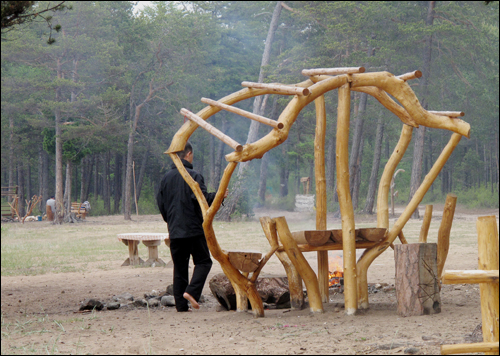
[{"xmin": 183, "ymin": 292, "xmax": 200, "ymax": 309}]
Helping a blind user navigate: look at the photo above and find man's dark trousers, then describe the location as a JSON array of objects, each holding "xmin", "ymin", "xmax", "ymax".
[{"xmin": 169, "ymin": 235, "xmax": 213, "ymax": 311}]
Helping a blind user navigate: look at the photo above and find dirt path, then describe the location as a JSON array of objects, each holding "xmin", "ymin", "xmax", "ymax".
[{"xmin": 1, "ymin": 206, "xmax": 497, "ymax": 355}]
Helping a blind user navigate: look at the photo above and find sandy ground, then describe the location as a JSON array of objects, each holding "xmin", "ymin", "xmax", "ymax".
[{"xmin": 1, "ymin": 205, "xmax": 498, "ymax": 355}]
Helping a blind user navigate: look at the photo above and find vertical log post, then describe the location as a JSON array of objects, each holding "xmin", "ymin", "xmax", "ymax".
[
  {"xmin": 394, "ymin": 243, "xmax": 441, "ymax": 316},
  {"xmin": 336, "ymin": 83, "xmax": 357, "ymax": 315},
  {"xmin": 314, "ymin": 95, "xmax": 329, "ymax": 303},
  {"xmin": 477, "ymin": 216, "xmax": 499, "ymax": 355},
  {"xmin": 437, "ymin": 194, "xmax": 457, "ymax": 278},
  {"xmin": 419, "ymin": 205, "xmax": 433, "ymax": 243},
  {"xmin": 275, "ymin": 216, "xmax": 323, "ymax": 313}
]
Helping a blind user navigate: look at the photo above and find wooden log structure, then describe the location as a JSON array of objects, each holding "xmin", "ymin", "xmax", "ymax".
[
  {"xmin": 441, "ymin": 342, "xmax": 499, "ymax": 355},
  {"xmin": 275, "ymin": 216, "xmax": 323, "ymax": 314},
  {"xmin": 358, "ymin": 133, "xmax": 463, "ymax": 310},
  {"xmin": 437, "ymin": 194, "xmax": 457, "ymax": 278},
  {"xmin": 227, "ymin": 250, "xmax": 262, "ymax": 273},
  {"xmin": 165, "ymin": 66, "xmax": 471, "ymax": 318},
  {"xmin": 302, "ymin": 67, "xmax": 365, "ymax": 76},
  {"xmin": 337, "ymin": 83, "xmax": 358, "ymax": 315},
  {"xmin": 241, "ymin": 81, "xmax": 310, "ymax": 96},
  {"xmin": 476, "ymin": 216, "xmax": 499, "ymax": 355},
  {"xmin": 394, "ymin": 243, "xmax": 441, "ymax": 317},
  {"xmin": 397, "ymin": 70, "xmax": 422, "ymax": 81},
  {"xmin": 440, "ymin": 216, "xmax": 499, "ymax": 355},
  {"xmin": 180, "ymin": 108, "xmax": 243, "ymax": 152},
  {"xmin": 260, "ymin": 217, "xmax": 304, "ymax": 310},
  {"xmin": 428, "ymin": 111, "xmax": 465, "ymax": 117},
  {"xmin": 442, "ymin": 270, "xmax": 499, "ymax": 285},
  {"xmin": 314, "ymin": 94, "xmax": 329, "ymax": 303},
  {"xmin": 201, "ymin": 97, "xmax": 283, "ymax": 129},
  {"xmin": 419, "ymin": 205, "xmax": 433, "ymax": 243}
]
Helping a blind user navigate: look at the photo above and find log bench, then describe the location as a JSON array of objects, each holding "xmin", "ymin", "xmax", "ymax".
[
  {"xmin": 261, "ymin": 216, "xmax": 400, "ymax": 313},
  {"xmin": 71, "ymin": 202, "xmax": 87, "ymax": 219}
]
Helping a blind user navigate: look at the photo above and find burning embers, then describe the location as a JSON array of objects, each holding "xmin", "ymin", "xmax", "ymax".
[{"xmin": 328, "ymin": 255, "xmax": 344, "ymax": 288}]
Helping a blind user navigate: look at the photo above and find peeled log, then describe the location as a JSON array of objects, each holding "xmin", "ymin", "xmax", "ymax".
[
  {"xmin": 227, "ymin": 250, "xmax": 262, "ymax": 272},
  {"xmin": 291, "ymin": 230, "xmax": 332, "ymax": 246}
]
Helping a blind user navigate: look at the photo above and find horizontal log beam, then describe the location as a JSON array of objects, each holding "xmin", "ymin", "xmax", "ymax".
[
  {"xmin": 180, "ymin": 108, "xmax": 243, "ymax": 152},
  {"xmin": 441, "ymin": 342, "xmax": 499, "ymax": 355},
  {"xmin": 428, "ymin": 110, "xmax": 465, "ymax": 117},
  {"xmin": 302, "ymin": 67, "xmax": 365, "ymax": 76},
  {"xmin": 442, "ymin": 270, "xmax": 499, "ymax": 284},
  {"xmin": 397, "ymin": 70, "xmax": 422, "ymax": 81},
  {"xmin": 201, "ymin": 98, "xmax": 283, "ymax": 129},
  {"xmin": 241, "ymin": 81, "xmax": 310, "ymax": 96}
]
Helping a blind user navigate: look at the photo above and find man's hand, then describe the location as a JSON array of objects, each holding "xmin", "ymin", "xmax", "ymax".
[{"xmin": 224, "ymin": 188, "xmax": 229, "ymax": 198}]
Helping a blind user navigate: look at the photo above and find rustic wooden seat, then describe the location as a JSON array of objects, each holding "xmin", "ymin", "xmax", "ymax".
[
  {"xmin": 227, "ymin": 250, "xmax": 263, "ymax": 273},
  {"xmin": 71, "ymin": 202, "xmax": 86, "ymax": 219}
]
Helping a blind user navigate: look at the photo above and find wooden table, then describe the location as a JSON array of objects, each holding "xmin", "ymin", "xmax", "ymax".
[{"xmin": 117, "ymin": 233, "xmax": 170, "ymax": 267}]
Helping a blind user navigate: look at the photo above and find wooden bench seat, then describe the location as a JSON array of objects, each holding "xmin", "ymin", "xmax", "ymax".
[{"xmin": 71, "ymin": 202, "xmax": 86, "ymax": 219}]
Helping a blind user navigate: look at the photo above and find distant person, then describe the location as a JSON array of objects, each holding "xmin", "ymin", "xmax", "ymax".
[
  {"xmin": 46, "ymin": 196, "xmax": 56, "ymax": 221},
  {"xmin": 157, "ymin": 142, "xmax": 228, "ymax": 312},
  {"xmin": 46, "ymin": 196, "xmax": 56, "ymax": 212}
]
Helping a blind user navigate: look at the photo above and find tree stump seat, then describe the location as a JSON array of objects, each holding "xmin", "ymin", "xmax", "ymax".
[{"xmin": 227, "ymin": 250, "xmax": 263, "ymax": 272}]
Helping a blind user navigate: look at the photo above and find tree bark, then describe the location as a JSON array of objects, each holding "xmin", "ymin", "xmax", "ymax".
[
  {"xmin": 103, "ymin": 150, "xmax": 110, "ymax": 215},
  {"xmin": 17, "ymin": 163, "xmax": 25, "ymax": 217},
  {"xmin": 279, "ymin": 139, "xmax": 289, "ymax": 197},
  {"xmin": 349, "ymin": 92, "xmax": 367, "ymax": 196},
  {"xmin": 124, "ymin": 79, "xmax": 169, "ymax": 220},
  {"xmin": 258, "ymin": 96, "xmax": 279, "ymax": 204},
  {"xmin": 364, "ymin": 117, "xmax": 384, "ymax": 214},
  {"xmin": 8, "ymin": 115, "xmax": 15, "ymax": 203},
  {"xmin": 326, "ymin": 132, "xmax": 336, "ymax": 193},
  {"xmin": 63, "ymin": 161, "xmax": 72, "ymax": 216},
  {"xmin": 114, "ymin": 152, "xmax": 122, "ymax": 214},
  {"xmin": 352, "ymin": 132, "xmax": 365, "ymax": 210},
  {"xmin": 408, "ymin": 0, "xmax": 435, "ymax": 219}
]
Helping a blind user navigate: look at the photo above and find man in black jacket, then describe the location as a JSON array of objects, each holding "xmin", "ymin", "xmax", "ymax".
[{"xmin": 157, "ymin": 142, "xmax": 227, "ymax": 311}]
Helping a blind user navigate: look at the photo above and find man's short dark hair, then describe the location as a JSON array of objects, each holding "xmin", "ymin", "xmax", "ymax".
[{"xmin": 177, "ymin": 142, "xmax": 193, "ymax": 160}]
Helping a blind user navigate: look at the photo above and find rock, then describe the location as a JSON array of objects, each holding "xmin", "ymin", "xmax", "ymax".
[
  {"xmin": 199, "ymin": 295, "xmax": 205, "ymax": 303},
  {"xmin": 382, "ymin": 286, "xmax": 395, "ymax": 292},
  {"xmin": 166, "ymin": 284, "xmax": 174, "ymax": 295},
  {"xmin": 144, "ymin": 290, "xmax": 159, "ymax": 299},
  {"xmin": 161, "ymin": 295, "xmax": 176, "ymax": 307},
  {"xmin": 334, "ymin": 307, "xmax": 340, "ymax": 312},
  {"xmin": 421, "ymin": 336, "xmax": 433, "ymax": 341},
  {"xmin": 106, "ymin": 302, "xmax": 120, "ymax": 310},
  {"xmin": 148, "ymin": 298, "xmax": 160, "ymax": 308},
  {"xmin": 404, "ymin": 347, "xmax": 419, "ymax": 354},
  {"xmin": 80, "ymin": 298, "xmax": 104, "ymax": 311},
  {"xmin": 113, "ymin": 292, "xmax": 134, "ymax": 302},
  {"xmin": 375, "ymin": 283, "xmax": 382, "ymax": 289},
  {"xmin": 133, "ymin": 299, "xmax": 148, "ymax": 307}
]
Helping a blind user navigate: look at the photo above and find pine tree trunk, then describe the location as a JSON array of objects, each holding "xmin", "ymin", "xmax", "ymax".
[
  {"xmin": 218, "ymin": 2, "xmax": 282, "ymax": 221},
  {"xmin": 42, "ymin": 149, "xmax": 49, "ymax": 214},
  {"xmin": 352, "ymin": 134, "xmax": 365, "ymax": 210},
  {"xmin": 17, "ymin": 163, "xmax": 25, "ymax": 217},
  {"xmin": 103, "ymin": 151, "xmax": 110, "ymax": 215},
  {"xmin": 258, "ymin": 152, "xmax": 269, "ymax": 204},
  {"xmin": 26, "ymin": 163, "xmax": 31, "ymax": 203},
  {"xmin": 364, "ymin": 117, "xmax": 384, "ymax": 214},
  {"xmin": 408, "ymin": 0, "xmax": 435, "ymax": 219},
  {"xmin": 280, "ymin": 139, "xmax": 289, "ymax": 197},
  {"xmin": 93, "ymin": 154, "xmax": 99, "ymax": 200},
  {"xmin": 64, "ymin": 161, "xmax": 72, "ymax": 216},
  {"xmin": 134, "ymin": 146, "xmax": 149, "ymax": 209},
  {"xmin": 8, "ymin": 115, "xmax": 14, "ymax": 203},
  {"xmin": 326, "ymin": 134, "xmax": 336, "ymax": 193},
  {"xmin": 114, "ymin": 152, "xmax": 122, "ymax": 214},
  {"xmin": 349, "ymin": 93, "xmax": 367, "ymax": 196}
]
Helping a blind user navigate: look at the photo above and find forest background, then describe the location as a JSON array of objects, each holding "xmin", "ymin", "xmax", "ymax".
[{"xmin": 1, "ymin": 1, "xmax": 498, "ymax": 222}]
